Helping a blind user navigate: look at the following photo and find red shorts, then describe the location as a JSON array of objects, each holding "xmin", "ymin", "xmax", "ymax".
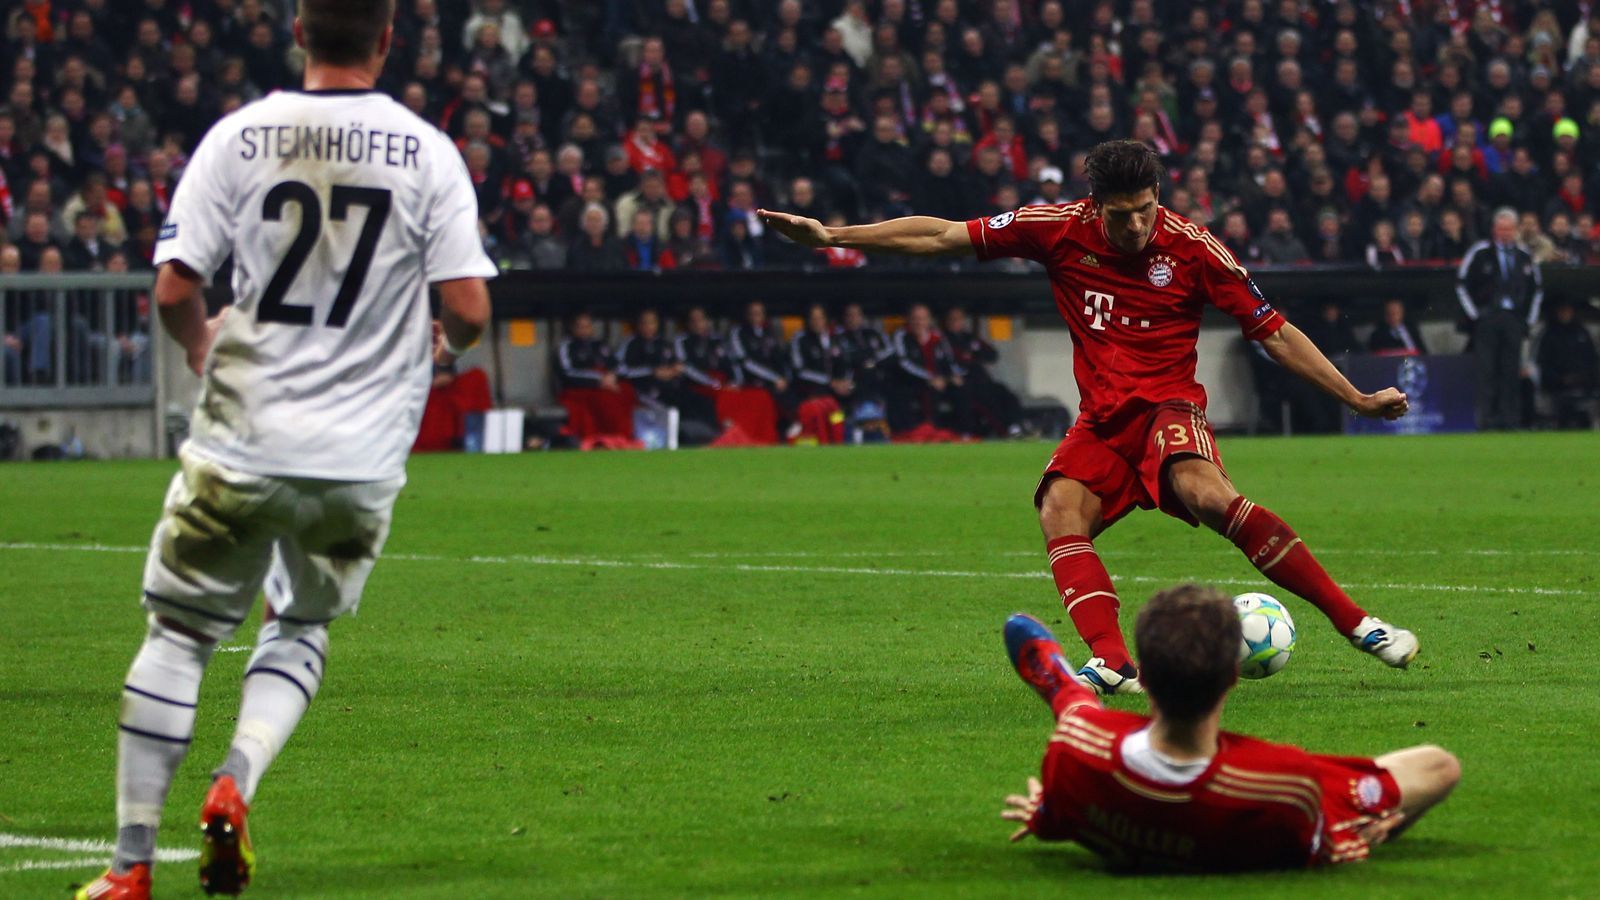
[
  {"xmin": 1034, "ymin": 400, "xmax": 1224, "ymax": 527},
  {"xmin": 1311, "ymin": 752, "xmax": 1404, "ymax": 864}
]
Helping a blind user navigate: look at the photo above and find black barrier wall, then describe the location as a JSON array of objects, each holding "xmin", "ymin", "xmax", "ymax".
[{"xmin": 479, "ymin": 264, "xmax": 1600, "ymax": 321}]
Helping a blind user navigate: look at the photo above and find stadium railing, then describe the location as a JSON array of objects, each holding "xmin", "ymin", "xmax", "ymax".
[{"xmin": 0, "ymin": 272, "xmax": 169, "ymax": 458}]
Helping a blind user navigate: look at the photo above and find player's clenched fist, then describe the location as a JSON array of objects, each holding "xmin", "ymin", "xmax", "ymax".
[
  {"xmin": 1353, "ymin": 387, "xmax": 1409, "ymax": 420},
  {"xmin": 758, "ymin": 209, "xmax": 831, "ymax": 247}
]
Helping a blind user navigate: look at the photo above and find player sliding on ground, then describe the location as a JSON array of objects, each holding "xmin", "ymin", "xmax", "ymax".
[
  {"xmin": 760, "ymin": 140, "xmax": 1419, "ymax": 694},
  {"xmin": 76, "ymin": 2, "xmax": 496, "ymax": 898},
  {"xmin": 1000, "ymin": 587, "xmax": 1459, "ymax": 870}
]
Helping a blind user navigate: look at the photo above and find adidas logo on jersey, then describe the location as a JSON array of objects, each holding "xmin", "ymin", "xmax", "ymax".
[{"xmin": 1079, "ymin": 254, "xmax": 1100, "ymax": 267}]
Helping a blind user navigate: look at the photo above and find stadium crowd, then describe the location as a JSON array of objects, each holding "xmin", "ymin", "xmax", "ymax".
[{"xmin": 4, "ymin": 0, "xmax": 1600, "ymax": 274}]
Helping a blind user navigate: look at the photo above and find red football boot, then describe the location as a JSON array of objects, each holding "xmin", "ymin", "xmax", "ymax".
[
  {"xmin": 73, "ymin": 863, "xmax": 151, "ymax": 899},
  {"xmin": 198, "ymin": 775, "xmax": 255, "ymax": 895}
]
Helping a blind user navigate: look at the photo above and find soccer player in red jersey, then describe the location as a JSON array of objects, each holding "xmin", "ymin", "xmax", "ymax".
[
  {"xmin": 759, "ymin": 140, "xmax": 1418, "ymax": 693},
  {"xmin": 999, "ymin": 587, "xmax": 1460, "ymax": 871}
]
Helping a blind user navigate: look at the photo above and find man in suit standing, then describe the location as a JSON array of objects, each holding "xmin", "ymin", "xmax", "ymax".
[
  {"xmin": 1367, "ymin": 299, "xmax": 1428, "ymax": 356},
  {"xmin": 1456, "ymin": 208, "xmax": 1543, "ymax": 429}
]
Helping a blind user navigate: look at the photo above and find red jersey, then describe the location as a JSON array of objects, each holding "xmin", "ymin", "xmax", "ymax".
[
  {"xmin": 1033, "ymin": 707, "xmax": 1396, "ymax": 871},
  {"xmin": 965, "ymin": 202, "xmax": 1286, "ymax": 426}
]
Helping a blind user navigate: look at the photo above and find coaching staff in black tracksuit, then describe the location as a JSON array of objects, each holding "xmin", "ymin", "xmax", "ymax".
[{"xmin": 618, "ymin": 308, "xmax": 718, "ymax": 437}]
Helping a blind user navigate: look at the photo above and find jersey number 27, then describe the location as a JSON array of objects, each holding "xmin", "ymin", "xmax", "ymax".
[{"xmin": 258, "ymin": 181, "xmax": 392, "ymax": 328}]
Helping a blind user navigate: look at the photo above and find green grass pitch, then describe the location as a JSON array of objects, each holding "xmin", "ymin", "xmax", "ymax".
[{"xmin": 2, "ymin": 433, "xmax": 1598, "ymax": 898}]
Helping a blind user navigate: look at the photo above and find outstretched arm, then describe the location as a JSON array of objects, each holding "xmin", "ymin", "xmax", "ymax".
[
  {"xmin": 1260, "ymin": 323, "xmax": 1409, "ymax": 419},
  {"xmin": 758, "ymin": 210, "xmax": 975, "ymax": 256}
]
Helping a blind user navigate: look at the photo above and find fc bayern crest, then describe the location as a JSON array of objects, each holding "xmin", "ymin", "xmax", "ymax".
[
  {"xmin": 1355, "ymin": 774, "xmax": 1387, "ymax": 811},
  {"xmin": 1147, "ymin": 254, "xmax": 1176, "ymax": 287}
]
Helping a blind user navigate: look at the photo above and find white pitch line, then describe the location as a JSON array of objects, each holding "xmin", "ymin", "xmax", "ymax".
[
  {"xmin": 0, "ymin": 857, "xmax": 108, "ymax": 874},
  {"xmin": 0, "ymin": 833, "xmax": 197, "ymax": 862},
  {"xmin": 392, "ymin": 551, "xmax": 1594, "ymax": 598},
  {"xmin": 0, "ymin": 542, "xmax": 143, "ymax": 554},
  {"xmin": 638, "ymin": 547, "xmax": 1594, "ymax": 560},
  {"xmin": 0, "ymin": 542, "xmax": 1591, "ymax": 598},
  {"xmin": 5, "ymin": 540, "xmax": 1588, "ymax": 561}
]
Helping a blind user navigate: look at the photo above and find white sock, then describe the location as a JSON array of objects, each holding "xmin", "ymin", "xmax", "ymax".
[
  {"xmin": 115, "ymin": 616, "xmax": 215, "ymax": 871},
  {"xmin": 216, "ymin": 620, "xmax": 328, "ymax": 803}
]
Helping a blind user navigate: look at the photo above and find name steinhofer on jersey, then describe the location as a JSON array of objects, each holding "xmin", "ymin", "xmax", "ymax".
[{"xmin": 155, "ymin": 89, "xmax": 497, "ymax": 481}]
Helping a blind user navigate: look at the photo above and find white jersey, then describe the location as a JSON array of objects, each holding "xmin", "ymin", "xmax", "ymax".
[{"xmin": 155, "ymin": 88, "xmax": 496, "ymax": 481}]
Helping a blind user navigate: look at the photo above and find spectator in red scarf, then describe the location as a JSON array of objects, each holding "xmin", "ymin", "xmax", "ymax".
[
  {"xmin": 16, "ymin": 0, "xmax": 54, "ymax": 43},
  {"xmin": 1133, "ymin": 89, "xmax": 1183, "ymax": 157},
  {"xmin": 623, "ymin": 37, "xmax": 678, "ymax": 127},
  {"xmin": 1549, "ymin": 172, "xmax": 1588, "ymax": 218},
  {"xmin": 681, "ymin": 172, "xmax": 725, "ymax": 243},
  {"xmin": 143, "ymin": 149, "xmax": 175, "ymax": 214}
]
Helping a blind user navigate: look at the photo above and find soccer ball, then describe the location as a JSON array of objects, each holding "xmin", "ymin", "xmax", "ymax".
[{"xmin": 1234, "ymin": 592, "xmax": 1296, "ymax": 679}]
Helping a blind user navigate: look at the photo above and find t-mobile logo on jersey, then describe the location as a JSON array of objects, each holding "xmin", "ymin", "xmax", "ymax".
[
  {"xmin": 1083, "ymin": 291, "xmax": 1115, "ymax": 331},
  {"xmin": 1082, "ymin": 291, "xmax": 1152, "ymax": 332}
]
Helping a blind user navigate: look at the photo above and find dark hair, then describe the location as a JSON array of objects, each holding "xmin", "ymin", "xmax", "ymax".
[
  {"xmin": 299, "ymin": 0, "xmax": 394, "ymax": 67},
  {"xmin": 1134, "ymin": 584, "xmax": 1240, "ymax": 721},
  {"xmin": 1084, "ymin": 140, "xmax": 1163, "ymax": 200}
]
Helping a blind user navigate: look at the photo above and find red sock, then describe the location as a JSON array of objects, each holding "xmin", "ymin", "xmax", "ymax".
[
  {"xmin": 1045, "ymin": 535, "xmax": 1130, "ymax": 670},
  {"xmin": 1223, "ymin": 497, "xmax": 1367, "ymax": 634}
]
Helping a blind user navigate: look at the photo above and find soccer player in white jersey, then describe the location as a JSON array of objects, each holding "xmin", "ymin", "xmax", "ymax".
[{"xmin": 75, "ymin": 3, "xmax": 496, "ymax": 898}]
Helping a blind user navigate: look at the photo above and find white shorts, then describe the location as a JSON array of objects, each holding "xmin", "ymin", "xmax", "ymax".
[{"xmin": 141, "ymin": 447, "xmax": 405, "ymax": 640}]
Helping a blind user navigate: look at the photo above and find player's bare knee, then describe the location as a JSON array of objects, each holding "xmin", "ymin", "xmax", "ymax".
[
  {"xmin": 1381, "ymin": 744, "xmax": 1461, "ymax": 812},
  {"xmin": 1424, "ymin": 745, "xmax": 1463, "ymax": 790},
  {"xmin": 1168, "ymin": 464, "xmax": 1234, "ymax": 531},
  {"xmin": 1037, "ymin": 492, "xmax": 1070, "ymax": 536},
  {"xmin": 1038, "ymin": 479, "xmax": 1097, "ymax": 538}
]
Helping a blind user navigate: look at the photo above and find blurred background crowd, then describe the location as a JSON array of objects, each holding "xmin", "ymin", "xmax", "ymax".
[{"xmin": 5, "ymin": 0, "xmax": 1600, "ymax": 275}]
